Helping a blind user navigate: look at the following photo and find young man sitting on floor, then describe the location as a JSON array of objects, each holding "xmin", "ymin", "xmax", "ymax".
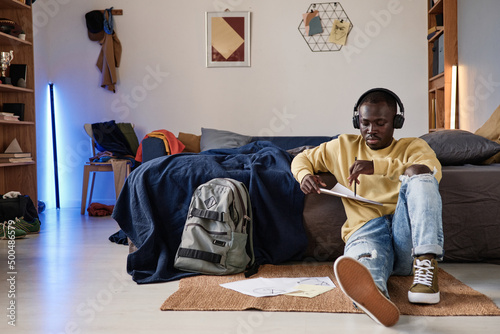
[{"xmin": 291, "ymin": 88, "xmax": 443, "ymax": 327}]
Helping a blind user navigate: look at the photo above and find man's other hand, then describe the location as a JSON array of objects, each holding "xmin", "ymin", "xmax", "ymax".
[{"xmin": 300, "ymin": 174, "xmax": 327, "ymax": 194}]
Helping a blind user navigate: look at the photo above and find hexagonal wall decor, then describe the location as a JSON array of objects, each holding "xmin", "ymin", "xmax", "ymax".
[{"xmin": 298, "ymin": 2, "xmax": 353, "ymax": 52}]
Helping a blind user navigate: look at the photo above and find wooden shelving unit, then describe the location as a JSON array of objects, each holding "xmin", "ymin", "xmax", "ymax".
[
  {"xmin": 0, "ymin": 0, "xmax": 37, "ymax": 205},
  {"xmin": 427, "ymin": 0, "xmax": 458, "ymax": 131}
]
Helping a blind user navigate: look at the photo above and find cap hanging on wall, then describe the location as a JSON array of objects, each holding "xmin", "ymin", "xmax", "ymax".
[{"xmin": 85, "ymin": 10, "xmax": 104, "ymax": 42}]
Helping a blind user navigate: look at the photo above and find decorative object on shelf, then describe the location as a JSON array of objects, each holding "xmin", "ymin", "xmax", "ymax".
[
  {"xmin": 1, "ymin": 138, "xmax": 33, "ymax": 163},
  {"xmin": 0, "ymin": 18, "xmax": 23, "ymax": 37},
  {"xmin": 4, "ymin": 138, "xmax": 23, "ymax": 153},
  {"xmin": 0, "ymin": 50, "xmax": 14, "ymax": 84},
  {"xmin": 205, "ymin": 11, "xmax": 251, "ymax": 68},
  {"xmin": 298, "ymin": 2, "xmax": 353, "ymax": 52},
  {"xmin": 9, "ymin": 63, "xmax": 26, "ymax": 87}
]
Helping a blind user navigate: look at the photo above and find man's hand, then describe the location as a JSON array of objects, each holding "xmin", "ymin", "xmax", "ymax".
[
  {"xmin": 348, "ymin": 159, "xmax": 374, "ymax": 186},
  {"xmin": 300, "ymin": 174, "xmax": 327, "ymax": 194}
]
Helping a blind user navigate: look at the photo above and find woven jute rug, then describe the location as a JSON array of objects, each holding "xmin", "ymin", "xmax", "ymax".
[{"xmin": 161, "ymin": 264, "xmax": 500, "ymax": 316}]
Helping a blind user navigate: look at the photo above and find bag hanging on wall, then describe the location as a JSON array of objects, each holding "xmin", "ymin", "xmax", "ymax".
[
  {"xmin": 0, "ymin": 194, "xmax": 39, "ymax": 223},
  {"xmin": 174, "ymin": 178, "xmax": 258, "ymax": 276}
]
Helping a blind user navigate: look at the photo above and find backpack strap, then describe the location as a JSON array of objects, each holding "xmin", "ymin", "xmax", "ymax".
[
  {"xmin": 190, "ymin": 208, "xmax": 225, "ymax": 222},
  {"xmin": 177, "ymin": 247, "xmax": 222, "ymax": 264}
]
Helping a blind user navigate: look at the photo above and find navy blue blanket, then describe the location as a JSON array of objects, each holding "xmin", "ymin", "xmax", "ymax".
[{"xmin": 112, "ymin": 141, "xmax": 308, "ymax": 284}]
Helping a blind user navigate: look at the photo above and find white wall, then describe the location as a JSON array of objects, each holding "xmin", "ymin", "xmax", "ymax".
[
  {"xmin": 457, "ymin": 0, "xmax": 500, "ymax": 131},
  {"xmin": 33, "ymin": 0, "xmax": 428, "ymax": 208}
]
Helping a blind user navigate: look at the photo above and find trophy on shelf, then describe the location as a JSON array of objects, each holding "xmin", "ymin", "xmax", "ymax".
[{"xmin": 1, "ymin": 50, "xmax": 14, "ymax": 84}]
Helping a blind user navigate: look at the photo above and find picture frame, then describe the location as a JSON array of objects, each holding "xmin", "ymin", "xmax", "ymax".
[{"xmin": 205, "ymin": 11, "xmax": 251, "ymax": 68}]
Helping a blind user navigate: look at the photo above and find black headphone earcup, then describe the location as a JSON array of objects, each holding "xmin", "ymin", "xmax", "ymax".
[
  {"xmin": 393, "ymin": 114, "xmax": 405, "ymax": 129},
  {"xmin": 352, "ymin": 115, "xmax": 360, "ymax": 129}
]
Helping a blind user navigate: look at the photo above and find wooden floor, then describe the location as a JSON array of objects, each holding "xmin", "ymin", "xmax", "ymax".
[{"xmin": 1, "ymin": 208, "xmax": 500, "ymax": 333}]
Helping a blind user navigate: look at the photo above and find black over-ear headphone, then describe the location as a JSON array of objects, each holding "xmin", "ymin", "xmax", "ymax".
[{"xmin": 352, "ymin": 88, "xmax": 405, "ymax": 129}]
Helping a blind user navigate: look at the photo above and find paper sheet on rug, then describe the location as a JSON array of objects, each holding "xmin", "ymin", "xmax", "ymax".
[
  {"xmin": 220, "ymin": 277, "xmax": 335, "ymax": 297},
  {"xmin": 320, "ymin": 183, "xmax": 383, "ymax": 206},
  {"xmin": 285, "ymin": 284, "xmax": 334, "ymax": 298}
]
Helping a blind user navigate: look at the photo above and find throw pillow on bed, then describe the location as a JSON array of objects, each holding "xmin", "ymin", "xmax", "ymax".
[
  {"xmin": 420, "ymin": 129, "xmax": 500, "ymax": 165},
  {"xmin": 200, "ymin": 128, "xmax": 252, "ymax": 151},
  {"xmin": 178, "ymin": 132, "xmax": 201, "ymax": 153}
]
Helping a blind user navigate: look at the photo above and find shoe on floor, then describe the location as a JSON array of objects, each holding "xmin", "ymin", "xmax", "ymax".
[
  {"xmin": 12, "ymin": 217, "xmax": 41, "ymax": 234},
  {"xmin": 0, "ymin": 221, "xmax": 27, "ymax": 240},
  {"xmin": 408, "ymin": 256, "xmax": 440, "ymax": 304},
  {"xmin": 334, "ymin": 256, "xmax": 400, "ymax": 327}
]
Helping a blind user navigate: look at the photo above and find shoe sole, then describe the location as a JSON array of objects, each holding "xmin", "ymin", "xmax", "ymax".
[
  {"xmin": 334, "ymin": 256, "xmax": 400, "ymax": 327},
  {"xmin": 408, "ymin": 291, "xmax": 440, "ymax": 304}
]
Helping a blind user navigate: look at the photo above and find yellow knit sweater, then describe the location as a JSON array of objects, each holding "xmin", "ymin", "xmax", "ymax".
[{"xmin": 291, "ymin": 134, "xmax": 442, "ymax": 241}]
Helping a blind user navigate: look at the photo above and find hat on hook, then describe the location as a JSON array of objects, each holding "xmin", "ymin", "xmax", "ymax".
[{"xmin": 85, "ymin": 10, "xmax": 104, "ymax": 41}]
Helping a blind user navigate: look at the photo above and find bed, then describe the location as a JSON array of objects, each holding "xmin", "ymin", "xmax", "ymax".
[
  {"xmin": 112, "ymin": 133, "xmax": 334, "ymax": 284},
  {"xmin": 112, "ymin": 128, "xmax": 500, "ymax": 284}
]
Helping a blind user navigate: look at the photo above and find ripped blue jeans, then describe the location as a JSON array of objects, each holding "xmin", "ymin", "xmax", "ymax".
[{"xmin": 343, "ymin": 172, "xmax": 444, "ymax": 298}]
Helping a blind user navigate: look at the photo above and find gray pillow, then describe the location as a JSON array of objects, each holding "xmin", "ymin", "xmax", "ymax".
[
  {"xmin": 200, "ymin": 128, "xmax": 252, "ymax": 151},
  {"xmin": 420, "ymin": 129, "xmax": 500, "ymax": 165}
]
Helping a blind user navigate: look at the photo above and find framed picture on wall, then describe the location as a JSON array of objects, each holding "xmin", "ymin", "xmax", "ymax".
[{"xmin": 205, "ymin": 11, "xmax": 251, "ymax": 68}]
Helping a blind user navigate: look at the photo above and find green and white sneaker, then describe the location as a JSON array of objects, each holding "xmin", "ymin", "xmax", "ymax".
[
  {"xmin": 12, "ymin": 217, "xmax": 41, "ymax": 234},
  {"xmin": 408, "ymin": 256, "xmax": 440, "ymax": 304},
  {"xmin": 0, "ymin": 221, "xmax": 27, "ymax": 240}
]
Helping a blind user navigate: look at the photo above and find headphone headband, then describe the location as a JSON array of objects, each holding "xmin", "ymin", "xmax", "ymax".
[{"xmin": 352, "ymin": 88, "xmax": 405, "ymax": 129}]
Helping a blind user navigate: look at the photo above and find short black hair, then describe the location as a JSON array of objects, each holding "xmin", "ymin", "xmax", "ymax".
[{"xmin": 359, "ymin": 91, "xmax": 397, "ymax": 114}]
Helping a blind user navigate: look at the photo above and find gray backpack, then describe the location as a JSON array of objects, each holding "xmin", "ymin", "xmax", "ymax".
[{"xmin": 174, "ymin": 178, "xmax": 257, "ymax": 276}]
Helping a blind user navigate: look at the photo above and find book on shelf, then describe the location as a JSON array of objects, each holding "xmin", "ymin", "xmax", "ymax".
[
  {"xmin": 0, "ymin": 114, "xmax": 20, "ymax": 121},
  {"xmin": 2, "ymin": 103, "xmax": 25, "ymax": 121},
  {"xmin": 428, "ymin": 26, "xmax": 443, "ymax": 34},
  {"xmin": 0, "ymin": 157, "xmax": 33, "ymax": 163},
  {"xmin": 0, "ymin": 152, "xmax": 31, "ymax": 158},
  {"xmin": 427, "ymin": 26, "xmax": 443, "ymax": 40}
]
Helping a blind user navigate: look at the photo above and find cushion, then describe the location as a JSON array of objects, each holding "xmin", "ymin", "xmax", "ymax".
[
  {"xmin": 200, "ymin": 128, "xmax": 252, "ymax": 151},
  {"xmin": 475, "ymin": 104, "xmax": 500, "ymax": 164},
  {"xmin": 178, "ymin": 132, "xmax": 201, "ymax": 153},
  {"xmin": 251, "ymin": 136, "xmax": 335, "ymax": 151},
  {"xmin": 420, "ymin": 129, "xmax": 500, "ymax": 165},
  {"xmin": 142, "ymin": 137, "xmax": 167, "ymax": 162}
]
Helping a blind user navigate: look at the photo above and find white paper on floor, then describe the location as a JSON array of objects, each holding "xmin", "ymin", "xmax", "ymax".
[{"xmin": 220, "ymin": 276, "xmax": 335, "ymax": 297}]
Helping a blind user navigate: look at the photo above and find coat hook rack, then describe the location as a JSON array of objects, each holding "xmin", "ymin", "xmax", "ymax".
[{"xmin": 99, "ymin": 9, "xmax": 123, "ymax": 15}]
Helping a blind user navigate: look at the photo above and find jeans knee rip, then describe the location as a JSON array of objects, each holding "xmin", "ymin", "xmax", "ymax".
[{"xmin": 356, "ymin": 249, "xmax": 378, "ymax": 261}]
